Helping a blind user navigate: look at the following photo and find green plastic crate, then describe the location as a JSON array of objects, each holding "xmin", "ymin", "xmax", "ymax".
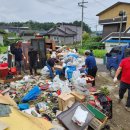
[{"xmin": 87, "ymin": 104, "xmax": 106, "ymax": 120}]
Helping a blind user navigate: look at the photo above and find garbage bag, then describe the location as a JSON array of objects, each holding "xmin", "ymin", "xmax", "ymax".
[
  {"xmin": 72, "ymin": 70, "xmax": 81, "ymax": 80},
  {"xmin": 67, "ymin": 53, "xmax": 78, "ymax": 59},
  {"xmin": 18, "ymin": 103, "xmax": 29, "ymax": 110},
  {"xmin": 40, "ymin": 66, "xmax": 50, "ymax": 76},
  {"xmin": 22, "ymin": 86, "xmax": 41, "ymax": 102},
  {"xmin": 65, "ymin": 66, "xmax": 76, "ymax": 80}
]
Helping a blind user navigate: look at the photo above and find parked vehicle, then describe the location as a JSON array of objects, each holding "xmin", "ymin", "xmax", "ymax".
[{"xmin": 106, "ymin": 44, "xmax": 130, "ymax": 77}]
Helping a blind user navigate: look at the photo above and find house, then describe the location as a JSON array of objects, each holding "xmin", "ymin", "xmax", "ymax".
[
  {"xmin": 0, "ymin": 34, "xmax": 3, "ymax": 45},
  {"xmin": 96, "ymin": 2, "xmax": 130, "ymax": 51},
  {"xmin": 19, "ymin": 30, "xmax": 36, "ymax": 41},
  {"xmin": 0, "ymin": 26, "xmax": 29, "ymax": 33},
  {"xmin": 44, "ymin": 24, "xmax": 82, "ymax": 45},
  {"xmin": 0, "ymin": 31, "xmax": 6, "ymax": 46}
]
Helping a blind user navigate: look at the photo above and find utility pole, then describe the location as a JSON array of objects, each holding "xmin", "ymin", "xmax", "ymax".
[
  {"xmin": 95, "ymin": 25, "xmax": 98, "ymax": 35},
  {"xmin": 119, "ymin": 10, "xmax": 125, "ymax": 45},
  {"xmin": 78, "ymin": 0, "xmax": 88, "ymax": 47}
]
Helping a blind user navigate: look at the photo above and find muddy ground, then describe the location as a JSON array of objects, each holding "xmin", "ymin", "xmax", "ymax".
[{"xmin": 95, "ymin": 64, "xmax": 130, "ymax": 130}]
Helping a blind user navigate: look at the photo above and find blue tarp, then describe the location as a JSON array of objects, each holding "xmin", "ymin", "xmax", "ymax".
[
  {"xmin": 66, "ymin": 66, "xmax": 76, "ymax": 80},
  {"xmin": 18, "ymin": 103, "xmax": 29, "ymax": 110},
  {"xmin": 22, "ymin": 86, "xmax": 41, "ymax": 102}
]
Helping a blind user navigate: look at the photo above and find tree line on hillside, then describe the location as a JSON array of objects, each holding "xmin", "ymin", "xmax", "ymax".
[{"xmin": 0, "ymin": 20, "xmax": 91, "ymax": 33}]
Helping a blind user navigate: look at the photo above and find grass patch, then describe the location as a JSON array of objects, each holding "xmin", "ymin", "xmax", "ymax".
[
  {"xmin": 93, "ymin": 49, "xmax": 107, "ymax": 58},
  {"xmin": 0, "ymin": 46, "xmax": 8, "ymax": 54},
  {"xmin": 78, "ymin": 49, "xmax": 106, "ymax": 58}
]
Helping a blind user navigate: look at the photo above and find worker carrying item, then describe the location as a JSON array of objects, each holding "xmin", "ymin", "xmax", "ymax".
[{"xmin": 85, "ymin": 50, "xmax": 97, "ymax": 86}]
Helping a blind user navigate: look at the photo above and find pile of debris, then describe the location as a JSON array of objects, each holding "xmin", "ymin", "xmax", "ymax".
[{"xmin": 0, "ymin": 48, "xmax": 111, "ymax": 130}]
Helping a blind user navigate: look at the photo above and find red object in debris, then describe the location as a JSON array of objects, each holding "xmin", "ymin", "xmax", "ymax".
[
  {"xmin": 106, "ymin": 96, "xmax": 112, "ymax": 101},
  {"xmin": 40, "ymin": 84, "xmax": 49, "ymax": 90},
  {"xmin": 0, "ymin": 63, "xmax": 8, "ymax": 67},
  {"xmin": 57, "ymin": 90, "xmax": 61, "ymax": 95},
  {"xmin": 0, "ymin": 67, "xmax": 8, "ymax": 79},
  {"xmin": 10, "ymin": 67, "xmax": 17, "ymax": 74},
  {"xmin": 88, "ymin": 87, "xmax": 97, "ymax": 92},
  {"xmin": 88, "ymin": 101, "xmax": 96, "ymax": 106}
]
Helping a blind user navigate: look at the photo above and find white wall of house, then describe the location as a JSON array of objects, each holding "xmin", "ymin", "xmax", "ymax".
[
  {"xmin": 105, "ymin": 42, "xmax": 129, "ymax": 52},
  {"xmin": 0, "ymin": 35, "xmax": 3, "ymax": 45},
  {"xmin": 50, "ymin": 36, "xmax": 74, "ymax": 45}
]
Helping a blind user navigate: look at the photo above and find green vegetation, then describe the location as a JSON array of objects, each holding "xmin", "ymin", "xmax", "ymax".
[
  {"xmin": 93, "ymin": 49, "xmax": 107, "ymax": 58},
  {"xmin": 78, "ymin": 48, "xmax": 106, "ymax": 58},
  {"xmin": 0, "ymin": 46, "xmax": 8, "ymax": 54},
  {"xmin": 100, "ymin": 87, "xmax": 110, "ymax": 96},
  {"xmin": 0, "ymin": 20, "xmax": 91, "ymax": 33}
]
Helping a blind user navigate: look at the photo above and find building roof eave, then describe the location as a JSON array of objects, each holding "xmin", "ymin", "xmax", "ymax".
[{"xmin": 96, "ymin": 2, "xmax": 130, "ymax": 16}]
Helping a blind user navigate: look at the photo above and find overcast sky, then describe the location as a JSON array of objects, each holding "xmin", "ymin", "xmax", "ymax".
[{"xmin": 0, "ymin": 0, "xmax": 130, "ymax": 31}]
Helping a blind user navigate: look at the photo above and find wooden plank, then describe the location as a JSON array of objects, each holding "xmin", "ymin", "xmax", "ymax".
[
  {"xmin": 0, "ymin": 76, "xmax": 23, "ymax": 84},
  {"xmin": 89, "ymin": 116, "xmax": 108, "ymax": 130},
  {"xmin": 71, "ymin": 91, "xmax": 85, "ymax": 102}
]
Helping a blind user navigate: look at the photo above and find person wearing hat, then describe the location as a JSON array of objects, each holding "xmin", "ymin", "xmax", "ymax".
[
  {"xmin": 28, "ymin": 46, "xmax": 39, "ymax": 75},
  {"xmin": 85, "ymin": 50, "xmax": 97, "ymax": 86}
]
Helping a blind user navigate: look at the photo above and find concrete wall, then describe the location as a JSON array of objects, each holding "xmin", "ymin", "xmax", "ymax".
[
  {"xmin": 0, "ymin": 35, "xmax": 3, "ymax": 45},
  {"xmin": 50, "ymin": 36, "xmax": 74, "ymax": 45},
  {"xmin": 105, "ymin": 42, "xmax": 129, "ymax": 52}
]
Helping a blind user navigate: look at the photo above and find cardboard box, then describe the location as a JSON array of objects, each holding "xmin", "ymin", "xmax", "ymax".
[
  {"xmin": 71, "ymin": 91, "xmax": 85, "ymax": 102},
  {"xmin": 58, "ymin": 93, "xmax": 75, "ymax": 111},
  {"xmin": 89, "ymin": 116, "xmax": 108, "ymax": 130}
]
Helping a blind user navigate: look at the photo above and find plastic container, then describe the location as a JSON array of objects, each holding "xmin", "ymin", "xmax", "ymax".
[{"xmin": 0, "ymin": 67, "xmax": 8, "ymax": 79}]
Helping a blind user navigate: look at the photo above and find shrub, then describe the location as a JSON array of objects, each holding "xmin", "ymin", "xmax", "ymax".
[
  {"xmin": 93, "ymin": 49, "xmax": 106, "ymax": 58},
  {"xmin": 0, "ymin": 46, "xmax": 8, "ymax": 54},
  {"xmin": 78, "ymin": 49, "xmax": 106, "ymax": 58}
]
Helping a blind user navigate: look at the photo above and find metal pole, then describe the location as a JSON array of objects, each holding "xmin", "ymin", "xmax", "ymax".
[
  {"xmin": 81, "ymin": 0, "xmax": 84, "ymax": 47},
  {"xmin": 78, "ymin": 1, "xmax": 88, "ymax": 47},
  {"xmin": 119, "ymin": 15, "xmax": 123, "ymax": 45}
]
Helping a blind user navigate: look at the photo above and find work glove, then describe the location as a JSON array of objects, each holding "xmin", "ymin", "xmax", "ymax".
[{"xmin": 113, "ymin": 77, "xmax": 118, "ymax": 83}]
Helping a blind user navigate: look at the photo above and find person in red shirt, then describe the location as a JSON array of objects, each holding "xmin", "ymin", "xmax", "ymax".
[{"xmin": 114, "ymin": 48, "xmax": 130, "ymax": 111}]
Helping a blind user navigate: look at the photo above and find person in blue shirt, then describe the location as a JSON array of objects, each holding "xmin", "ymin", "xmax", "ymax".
[{"xmin": 85, "ymin": 50, "xmax": 97, "ymax": 86}]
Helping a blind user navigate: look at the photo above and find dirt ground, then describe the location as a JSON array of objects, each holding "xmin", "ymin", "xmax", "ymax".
[{"xmin": 95, "ymin": 64, "xmax": 130, "ymax": 130}]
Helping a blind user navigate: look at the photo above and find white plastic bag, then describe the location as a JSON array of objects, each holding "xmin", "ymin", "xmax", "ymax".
[
  {"xmin": 72, "ymin": 70, "xmax": 81, "ymax": 80},
  {"xmin": 77, "ymin": 77, "xmax": 86, "ymax": 87},
  {"xmin": 40, "ymin": 66, "xmax": 50, "ymax": 76},
  {"xmin": 51, "ymin": 51, "xmax": 56, "ymax": 58},
  {"xmin": 72, "ymin": 106, "xmax": 88, "ymax": 126}
]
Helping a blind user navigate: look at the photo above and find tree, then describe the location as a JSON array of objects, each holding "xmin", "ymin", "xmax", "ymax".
[
  {"xmin": 73, "ymin": 21, "xmax": 91, "ymax": 33},
  {"xmin": 82, "ymin": 32, "xmax": 90, "ymax": 42}
]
